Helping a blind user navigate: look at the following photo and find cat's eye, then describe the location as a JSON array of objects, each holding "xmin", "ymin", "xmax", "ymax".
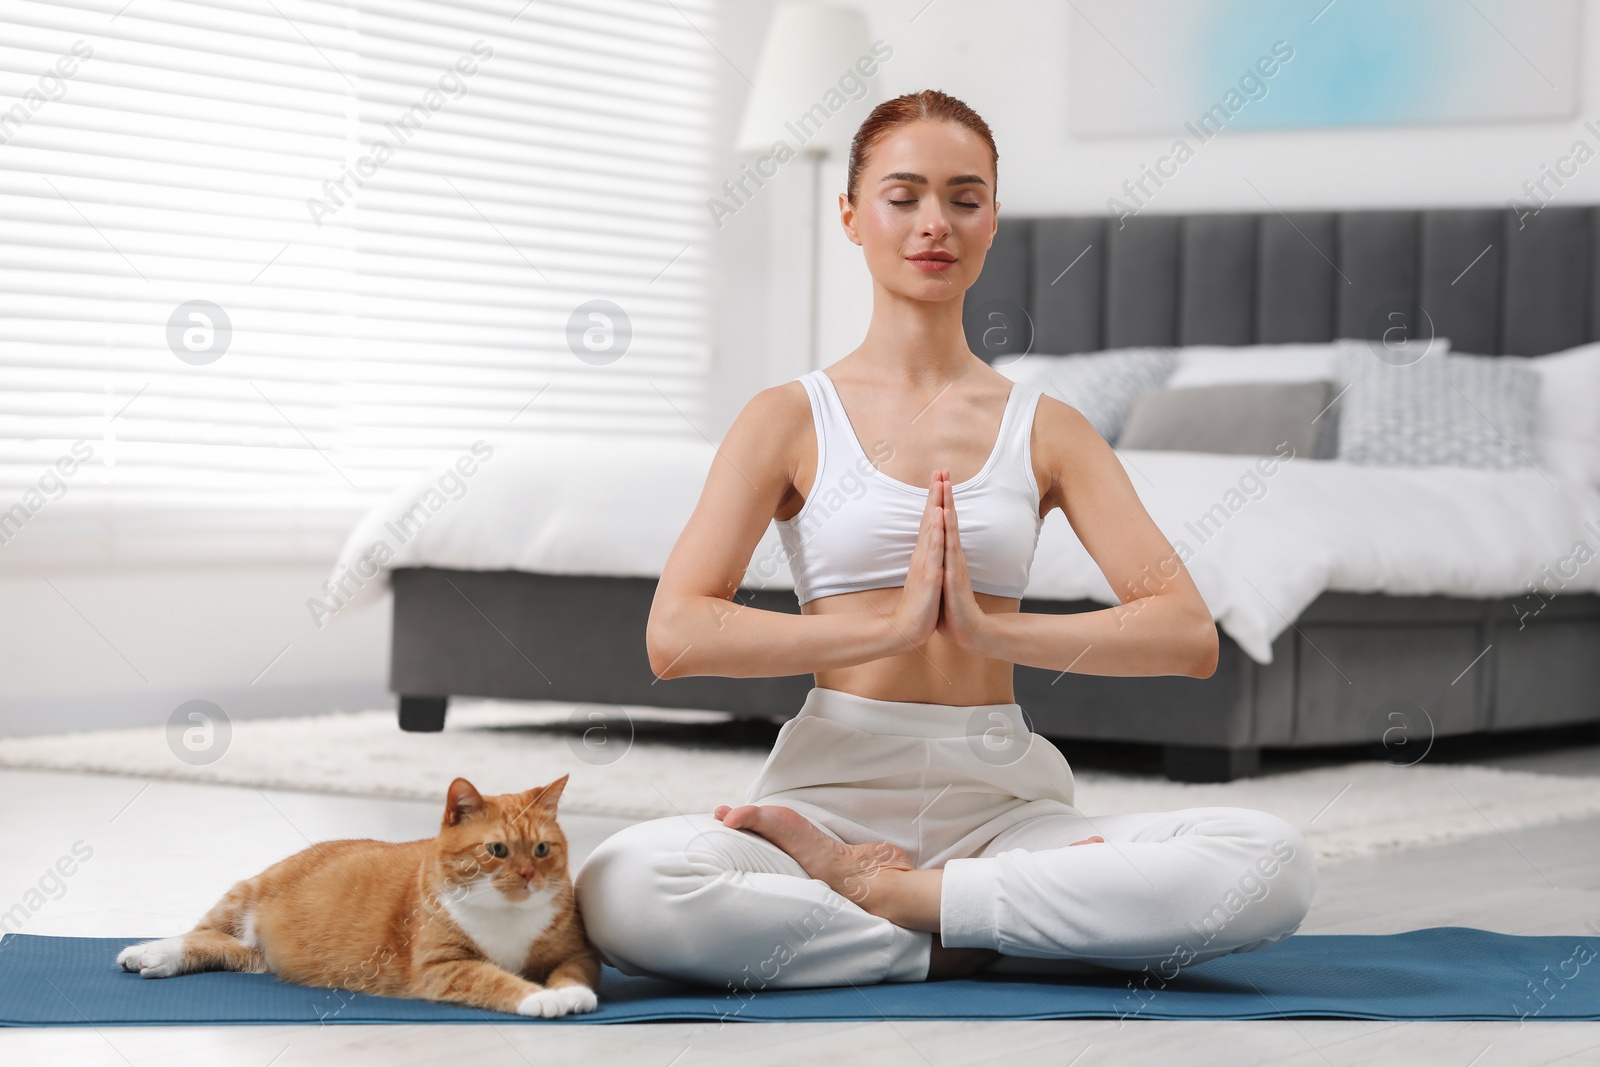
[
  {"xmin": 534, "ymin": 842, "xmax": 550, "ymax": 857},
  {"xmin": 487, "ymin": 842, "xmax": 508, "ymax": 858}
]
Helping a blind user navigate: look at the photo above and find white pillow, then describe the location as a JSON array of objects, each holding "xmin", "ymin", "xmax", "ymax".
[
  {"xmin": 1460, "ymin": 342, "xmax": 1600, "ymax": 488},
  {"xmin": 1165, "ymin": 342, "xmax": 1351, "ymax": 389}
]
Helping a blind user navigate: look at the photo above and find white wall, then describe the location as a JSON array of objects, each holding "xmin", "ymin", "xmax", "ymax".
[
  {"xmin": 845, "ymin": 0, "xmax": 1600, "ymax": 215},
  {"xmin": 705, "ymin": 0, "xmax": 819, "ymax": 427}
]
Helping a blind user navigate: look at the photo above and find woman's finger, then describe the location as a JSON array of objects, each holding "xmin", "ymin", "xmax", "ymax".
[
  {"xmin": 919, "ymin": 468, "xmax": 943, "ymax": 527},
  {"xmin": 940, "ymin": 476, "xmax": 953, "ymax": 550},
  {"xmin": 912, "ymin": 475, "xmax": 942, "ymax": 566},
  {"xmin": 916, "ymin": 472, "xmax": 942, "ymax": 548}
]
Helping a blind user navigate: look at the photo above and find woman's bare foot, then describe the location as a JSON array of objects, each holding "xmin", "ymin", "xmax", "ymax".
[
  {"xmin": 712, "ymin": 806, "xmax": 1110, "ymax": 934},
  {"xmin": 714, "ymin": 803, "xmax": 913, "ymax": 917}
]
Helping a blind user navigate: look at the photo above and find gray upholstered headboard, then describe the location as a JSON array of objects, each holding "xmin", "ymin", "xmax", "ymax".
[{"xmin": 961, "ymin": 206, "xmax": 1599, "ymax": 360}]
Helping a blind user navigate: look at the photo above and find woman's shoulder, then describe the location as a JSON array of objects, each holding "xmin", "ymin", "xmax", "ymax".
[
  {"xmin": 738, "ymin": 375, "xmax": 814, "ymax": 428},
  {"xmin": 1027, "ymin": 384, "xmax": 1131, "ymax": 504},
  {"xmin": 1030, "ymin": 384, "xmax": 1099, "ymax": 437},
  {"xmin": 717, "ymin": 376, "xmax": 816, "ymax": 468}
]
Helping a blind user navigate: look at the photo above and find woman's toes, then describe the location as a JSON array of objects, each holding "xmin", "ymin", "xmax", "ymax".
[
  {"xmin": 715, "ymin": 804, "xmax": 761, "ymax": 830},
  {"xmin": 719, "ymin": 804, "xmax": 808, "ymax": 848}
]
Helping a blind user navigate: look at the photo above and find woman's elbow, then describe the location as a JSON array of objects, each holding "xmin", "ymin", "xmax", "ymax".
[
  {"xmin": 646, "ymin": 639, "xmax": 679, "ymax": 680},
  {"xmin": 645, "ymin": 604, "xmax": 689, "ymax": 680},
  {"xmin": 1187, "ymin": 614, "xmax": 1220, "ymax": 679}
]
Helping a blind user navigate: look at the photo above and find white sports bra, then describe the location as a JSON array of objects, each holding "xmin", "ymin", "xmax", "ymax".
[{"xmin": 776, "ymin": 368, "xmax": 1046, "ymax": 605}]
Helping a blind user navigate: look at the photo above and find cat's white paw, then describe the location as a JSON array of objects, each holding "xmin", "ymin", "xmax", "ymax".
[
  {"xmin": 116, "ymin": 937, "xmax": 186, "ymax": 978},
  {"xmin": 516, "ymin": 984, "xmax": 598, "ymax": 1018}
]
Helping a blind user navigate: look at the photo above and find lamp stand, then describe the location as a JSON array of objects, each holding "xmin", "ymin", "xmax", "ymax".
[{"xmin": 807, "ymin": 151, "xmax": 824, "ymax": 372}]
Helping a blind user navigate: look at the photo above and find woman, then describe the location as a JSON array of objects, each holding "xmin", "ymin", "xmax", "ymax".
[{"xmin": 576, "ymin": 90, "xmax": 1316, "ymax": 990}]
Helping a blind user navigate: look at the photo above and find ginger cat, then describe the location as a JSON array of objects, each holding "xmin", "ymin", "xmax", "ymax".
[{"xmin": 115, "ymin": 775, "xmax": 601, "ymax": 1018}]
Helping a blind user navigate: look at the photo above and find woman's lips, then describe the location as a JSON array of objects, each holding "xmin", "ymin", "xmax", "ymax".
[{"xmin": 907, "ymin": 257, "xmax": 956, "ymax": 272}]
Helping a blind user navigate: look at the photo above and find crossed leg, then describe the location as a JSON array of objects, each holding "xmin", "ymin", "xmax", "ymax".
[{"xmin": 576, "ymin": 802, "xmax": 1316, "ymax": 989}]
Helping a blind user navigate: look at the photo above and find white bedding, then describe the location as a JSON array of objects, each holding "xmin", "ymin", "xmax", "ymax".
[{"xmin": 328, "ymin": 434, "xmax": 1600, "ymax": 664}]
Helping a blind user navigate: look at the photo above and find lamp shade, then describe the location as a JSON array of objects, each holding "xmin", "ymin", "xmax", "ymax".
[{"xmin": 733, "ymin": 2, "xmax": 875, "ymax": 157}]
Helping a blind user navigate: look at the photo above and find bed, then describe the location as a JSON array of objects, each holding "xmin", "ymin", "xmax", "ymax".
[{"xmin": 332, "ymin": 206, "xmax": 1600, "ymax": 781}]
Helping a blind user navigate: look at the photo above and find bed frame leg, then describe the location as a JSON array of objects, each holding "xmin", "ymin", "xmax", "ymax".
[
  {"xmin": 1162, "ymin": 744, "xmax": 1260, "ymax": 783},
  {"xmin": 398, "ymin": 696, "xmax": 448, "ymax": 732}
]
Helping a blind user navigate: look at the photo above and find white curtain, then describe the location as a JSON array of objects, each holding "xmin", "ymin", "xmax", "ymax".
[{"xmin": 0, "ymin": 0, "xmax": 716, "ymax": 566}]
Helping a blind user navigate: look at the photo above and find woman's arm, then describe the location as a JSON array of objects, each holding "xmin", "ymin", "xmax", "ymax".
[
  {"xmin": 645, "ymin": 384, "xmax": 946, "ymax": 680},
  {"xmin": 937, "ymin": 395, "xmax": 1219, "ymax": 679}
]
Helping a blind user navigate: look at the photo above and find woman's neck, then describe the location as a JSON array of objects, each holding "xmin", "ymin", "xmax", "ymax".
[{"xmin": 845, "ymin": 285, "xmax": 981, "ymax": 387}]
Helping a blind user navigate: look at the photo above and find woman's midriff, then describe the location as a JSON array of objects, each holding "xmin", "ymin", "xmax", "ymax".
[{"xmin": 803, "ymin": 585, "xmax": 1021, "ymax": 707}]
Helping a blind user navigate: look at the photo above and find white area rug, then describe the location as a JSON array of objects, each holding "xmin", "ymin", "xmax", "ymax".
[{"xmin": 3, "ymin": 700, "xmax": 1598, "ymax": 867}]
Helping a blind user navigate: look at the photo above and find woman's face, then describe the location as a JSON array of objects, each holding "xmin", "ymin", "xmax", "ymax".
[{"xmin": 841, "ymin": 119, "xmax": 999, "ymax": 304}]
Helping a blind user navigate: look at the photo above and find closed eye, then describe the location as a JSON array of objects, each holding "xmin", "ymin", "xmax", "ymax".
[{"xmin": 888, "ymin": 198, "xmax": 982, "ymax": 209}]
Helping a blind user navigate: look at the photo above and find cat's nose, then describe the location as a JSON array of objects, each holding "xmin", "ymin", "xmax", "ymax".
[{"xmin": 515, "ymin": 867, "xmax": 536, "ymax": 882}]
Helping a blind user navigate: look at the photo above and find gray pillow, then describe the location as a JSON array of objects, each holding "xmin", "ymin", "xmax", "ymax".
[
  {"xmin": 1115, "ymin": 380, "xmax": 1335, "ymax": 458},
  {"xmin": 998, "ymin": 348, "xmax": 1178, "ymax": 441},
  {"xmin": 1334, "ymin": 348, "xmax": 1541, "ymax": 470}
]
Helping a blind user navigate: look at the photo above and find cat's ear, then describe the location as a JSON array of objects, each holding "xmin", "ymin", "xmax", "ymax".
[
  {"xmin": 526, "ymin": 773, "xmax": 569, "ymax": 813},
  {"xmin": 445, "ymin": 777, "xmax": 484, "ymax": 826}
]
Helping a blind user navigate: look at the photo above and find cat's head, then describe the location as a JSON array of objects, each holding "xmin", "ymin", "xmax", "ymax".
[{"xmin": 435, "ymin": 775, "xmax": 573, "ymax": 904}]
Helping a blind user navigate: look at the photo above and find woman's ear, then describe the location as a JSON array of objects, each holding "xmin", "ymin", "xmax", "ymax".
[{"xmin": 839, "ymin": 192, "xmax": 862, "ymax": 247}]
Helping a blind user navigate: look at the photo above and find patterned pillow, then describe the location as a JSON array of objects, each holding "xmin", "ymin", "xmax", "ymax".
[
  {"xmin": 997, "ymin": 348, "xmax": 1178, "ymax": 442},
  {"xmin": 1334, "ymin": 346, "xmax": 1541, "ymax": 470}
]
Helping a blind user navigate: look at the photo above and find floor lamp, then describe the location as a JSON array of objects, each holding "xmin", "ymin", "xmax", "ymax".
[{"xmin": 733, "ymin": 3, "xmax": 873, "ymax": 373}]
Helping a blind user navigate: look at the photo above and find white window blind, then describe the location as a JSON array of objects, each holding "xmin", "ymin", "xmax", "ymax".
[{"xmin": 0, "ymin": 0, "xmax": 716, "ymax": 567}]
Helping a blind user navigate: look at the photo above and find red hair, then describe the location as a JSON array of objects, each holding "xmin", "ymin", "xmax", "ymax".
[{"xmin": 845, "ymin": 89, "xmax": 998, "ymax": 206}]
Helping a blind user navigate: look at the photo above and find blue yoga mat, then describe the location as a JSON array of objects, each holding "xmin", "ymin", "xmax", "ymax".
[{"xmin": 1, "ymin": 929, "xmax": 1595, "ymax": 1025}]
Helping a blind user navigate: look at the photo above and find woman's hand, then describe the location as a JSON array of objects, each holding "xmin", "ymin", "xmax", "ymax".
[
  {"xmin": 935, "ymin": 474, "xmax": 990, "ymax": 651},
  {"xmin": 887, "ymin": 469, "xmax": 947, "ymax": 649}
]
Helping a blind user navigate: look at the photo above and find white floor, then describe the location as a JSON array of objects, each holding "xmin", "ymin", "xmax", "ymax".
[{"xmin": 1, "ymin": 761, "xmax": 1598, "ymax": 1066}]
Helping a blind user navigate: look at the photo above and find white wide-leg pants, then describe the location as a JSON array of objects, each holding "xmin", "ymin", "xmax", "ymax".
[{"xmin": 575, "ymin": 687, "xmax": 1317, "ymax": 990}]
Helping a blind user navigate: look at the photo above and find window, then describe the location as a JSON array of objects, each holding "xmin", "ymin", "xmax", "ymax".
[{"xmin": 0, "ymin": 0, "xmax": 716, "ymax": 566}]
